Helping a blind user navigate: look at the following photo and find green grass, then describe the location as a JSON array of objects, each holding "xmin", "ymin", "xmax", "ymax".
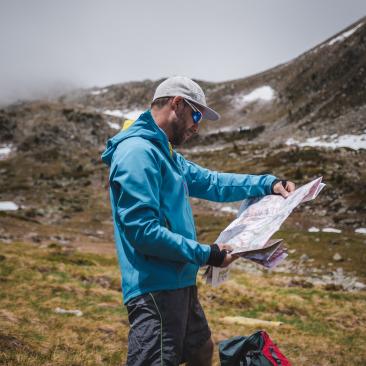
[{"xmin": 1, "ymin": 231, "xmax": 366, "ymax": 365}]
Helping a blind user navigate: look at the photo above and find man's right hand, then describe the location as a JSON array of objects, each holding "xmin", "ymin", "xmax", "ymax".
[
  {"xmin": 207, "ymin": 243, "xmax": 240, "ymax": 267},
  {"xmin": 217, "ymin": 243, "xmax": 240, "ymax": 268}
]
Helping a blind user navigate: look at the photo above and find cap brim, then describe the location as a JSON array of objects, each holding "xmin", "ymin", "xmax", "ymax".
[
  {"xmin": 185, "ymin": 98, "xmax": 220, "ymax": 121},
  {"xmin": 201, "ymin": 105, "xmax": 221, "ymax": 121}
]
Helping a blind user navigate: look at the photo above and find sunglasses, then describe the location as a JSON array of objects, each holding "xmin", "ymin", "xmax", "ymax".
[{"xmin": 184, "ymin": 99, "xmax": 203, "ymax": 124}]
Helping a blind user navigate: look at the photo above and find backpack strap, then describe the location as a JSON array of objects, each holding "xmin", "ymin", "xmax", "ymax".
[{"xmin": 269, "ymin": 346, "xmax": 282, "ymax": 365}]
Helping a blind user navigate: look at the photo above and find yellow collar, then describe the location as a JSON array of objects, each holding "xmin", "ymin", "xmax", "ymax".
[{"xmin": 168, "ymin": 142, "xmax": 173, "ymax": 157}]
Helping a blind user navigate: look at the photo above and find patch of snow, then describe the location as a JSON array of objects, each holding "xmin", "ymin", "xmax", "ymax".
[
  {"xmin": 123, "ymin": 109, "xmax": 145, "ymax": 120},
  {"xmin": 104, "ymin": 109, "xmax": 124, "ymax": 118},
  {"xmin": 235, "ymin": 86, "xmax": 275, "ymax": 107},
  {"xmin": 182, "ymin": 145, "xmax": 227, "ymax": 154},
  {"xmin": 322, "ymin": 228, "xmax": 342, "ymax": 233},
  {"xmin": 208, "ymin": 125, "xmax": 251, "ymax": 135},
  {"xmin": 220, "ymin": 206, "xmax": 238, "ymax": 214},
  {"xmin": 107, "ymin": 121, "xmax": 121, "ymax": 130},
  {"xmin": 308, "ymin": 227, "xmax": 320, "ymax": 233},
  {"xmin": 103, "ymin": 108, "xmax": 145, "ymax": 120},
  {"xmin": 327, "ymin": 22, "xmax": 363, "ymax": 46},
  {"xmin": 0, "ymin": 201, "xmax": 19, "ymax": 211},
  {"xmin": 90, "ymin": 88, "xmax": 108, "ymax": 95},
  {"xmin": 286, "ymin": 133, "xmax": 366, "ymax": 150},
  {"xmin": 0, "ymin": 145, "xmax": 13, "ymax": 160},
  {"xmin": 355, "ymin": 228, "xmax": 366, "ymax": 235}
]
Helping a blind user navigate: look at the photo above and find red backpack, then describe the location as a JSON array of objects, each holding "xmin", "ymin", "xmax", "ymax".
[{"xmin": 219, "ymin": 330, "xmax": 292, "ymax": 366}]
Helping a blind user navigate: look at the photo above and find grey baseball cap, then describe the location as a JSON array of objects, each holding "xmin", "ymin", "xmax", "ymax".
[{"xmin": 152, "ymin": 76, "xmax": 220, "ymax": 121}]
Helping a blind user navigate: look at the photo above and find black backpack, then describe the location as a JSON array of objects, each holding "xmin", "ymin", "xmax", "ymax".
[{"xmin": 219, "ymin": 330, "xmax": 292, "ymax": 366}]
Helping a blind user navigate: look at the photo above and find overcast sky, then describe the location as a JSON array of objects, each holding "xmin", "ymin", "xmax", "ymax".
[{"xmin": 0, "ymin": 0, "xmax": 365, "ymax": 105}]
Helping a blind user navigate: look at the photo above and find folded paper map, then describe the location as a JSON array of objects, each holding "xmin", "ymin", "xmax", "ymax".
[{"xmin": 205, "ymin": 177, "xmax": 325, "ymax": 286}]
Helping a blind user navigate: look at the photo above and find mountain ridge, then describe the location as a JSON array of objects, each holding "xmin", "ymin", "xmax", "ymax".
[{"xmin": 49, "ymin": 16, "xmax": 366, "ymax": 146}]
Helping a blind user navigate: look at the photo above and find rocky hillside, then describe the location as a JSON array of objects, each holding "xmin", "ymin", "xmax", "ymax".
[{"xmin": 0, "ymin": 17, "xmax": 365, "ymax": 241}]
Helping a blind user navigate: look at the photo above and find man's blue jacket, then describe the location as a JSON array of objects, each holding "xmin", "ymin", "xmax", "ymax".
[{"xmin": 101, "ymin": 110, "xmax": 276, "ymax": 304}]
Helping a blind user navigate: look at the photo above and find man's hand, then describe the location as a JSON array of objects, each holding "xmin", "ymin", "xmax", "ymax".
[
  {"xmin": 272, "ymin": 180, "xmax": 296, "ymax": 198},
  {"xmin": 207, "ymin": 243, "xmax": 240, "ymax": 267},
  {"xmin": 217, "ymin": 243, "xmax": 240, "ymax": 268}
]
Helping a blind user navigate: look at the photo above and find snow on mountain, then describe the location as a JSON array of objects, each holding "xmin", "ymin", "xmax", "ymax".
[
  {"xmin": 104, "ymin": 108, "xmax": 145, "ymax": 120},
  {"xmin": 308, "ymin": 227, "xmax": 320, "ymax": 232},
  {"xmin": 107, "ymin": 121, "xmax": 121, "ymax": 130},
  {"xmin": 0, "ymin": 144, "xmax": 13, "ymax": 160},
  {"xmin": 322, "ymin": 228, "xmax": 342, "ymax": 233},
  {"xmin": 207, "ymin": 125, "xmax": 251, "ymax": 135},
  {"xmin": 90, "ymin": 88, "xmax": 109, "ymax": 96},
  {"xmin": 327, "ymin": 22, "xmax": 364, "ymax": 46},
  {"xmin": 286, "ymin": 133, "xmax": 366, "ymax": 150},
  {"xmin": 234, "ymin": 86, "xmax": 275, "ymax": 107},
  {"xmin": 308, "ymin": 227, "xmax": 343, "ymax": 233},
  {"xmin": 122, "ymin": 109, "xmax": 145, "ymax": 120},
  {"xmin": 0, "ymin": 201, "xmax": 19, "ymax": 211},
  {"xmin": 103, "ymin": 109, "xmax": 124, "ymax": 118}
]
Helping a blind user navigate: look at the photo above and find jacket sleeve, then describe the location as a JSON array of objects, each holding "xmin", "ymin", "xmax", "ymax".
[
  {"xmin": 110, "ymin": 142, "xmax": 210, "ymax": 265},
  {"xmin": 176, "ymin": 153, "xmax": 277, "ymax": 202}
]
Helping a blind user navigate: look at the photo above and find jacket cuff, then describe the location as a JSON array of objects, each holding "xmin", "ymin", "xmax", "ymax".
[
  {"xmin": 271, "ymin": 179, "xmax": 287, "ymax": 194},
  {"xmin": 206, "ymin": 244, "xmax": 226, "ymax": 267}
]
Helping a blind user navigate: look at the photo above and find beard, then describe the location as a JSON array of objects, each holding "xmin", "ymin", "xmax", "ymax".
[{"xmin": 170, "ymin": 112, "xmax": 189, "ymax": 146}]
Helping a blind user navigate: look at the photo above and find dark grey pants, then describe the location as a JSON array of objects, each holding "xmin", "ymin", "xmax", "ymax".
[{"xmin": 125, "ymin": 286, "xmax": 211, "ymax": 366}]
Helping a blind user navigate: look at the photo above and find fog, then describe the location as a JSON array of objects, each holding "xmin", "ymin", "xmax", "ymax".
[{"xmin": 1, "ymin": 0, "xmax": 365, "ymax": 105}]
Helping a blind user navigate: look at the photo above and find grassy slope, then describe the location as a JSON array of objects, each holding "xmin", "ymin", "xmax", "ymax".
[{"xmin": 1, "ymin": 234, "xmax": 366, "ymax": 365}]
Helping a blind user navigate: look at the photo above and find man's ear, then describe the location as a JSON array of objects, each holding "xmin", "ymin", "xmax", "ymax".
[{"xmin": 171, "ymin": 96, "xmax": 184, "ymax": 111}]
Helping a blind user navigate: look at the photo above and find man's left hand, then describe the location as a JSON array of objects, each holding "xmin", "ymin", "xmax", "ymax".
[{"xmin": 273, "ymin": 180, "xmax": 296, "ymax": 198}]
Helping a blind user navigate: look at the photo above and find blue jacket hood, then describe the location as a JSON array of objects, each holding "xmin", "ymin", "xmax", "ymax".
[{"xmin": 101, "ymin": 109, "xmax": 171, "ymax": 166}]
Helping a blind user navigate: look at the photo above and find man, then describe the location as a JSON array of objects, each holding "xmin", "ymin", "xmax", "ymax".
[{"xmin": 101, "ymin": 76, "xmax": 295, "ymax": 365}]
